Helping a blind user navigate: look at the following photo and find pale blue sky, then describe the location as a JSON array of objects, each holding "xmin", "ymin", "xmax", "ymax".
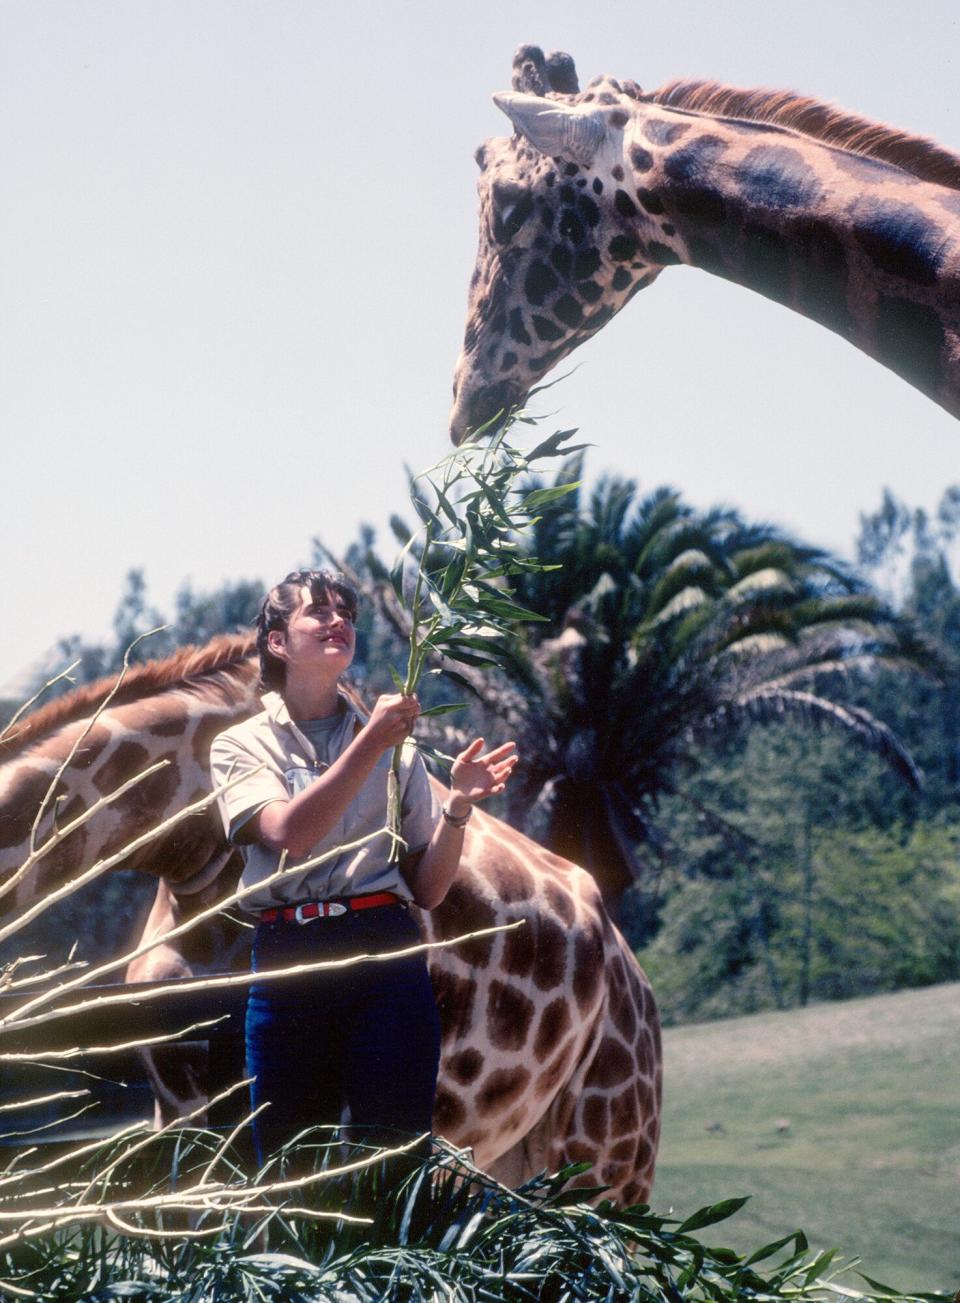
[{"xmin": 2, "ymin": 1, "xmax": 958, "ymax": 691}]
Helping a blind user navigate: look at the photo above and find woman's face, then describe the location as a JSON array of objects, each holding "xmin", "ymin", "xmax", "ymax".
[{"xmin": 269, "ymin": 584, "xmax": 356, "ymax": 678}]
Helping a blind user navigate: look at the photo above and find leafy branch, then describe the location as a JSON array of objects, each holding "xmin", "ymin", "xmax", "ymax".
[{"xmin": 386, "ymin": 419, "xmax": 587, "ymax": 855}]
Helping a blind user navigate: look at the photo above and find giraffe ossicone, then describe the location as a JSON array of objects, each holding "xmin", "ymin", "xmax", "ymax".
[
  {"xmin": 0, "ymin": 635, "xmax": 661, "ymax": 1204},
  {"xmin": 450, "ymin": 45, "xmax": 960, "ymax": 441}
]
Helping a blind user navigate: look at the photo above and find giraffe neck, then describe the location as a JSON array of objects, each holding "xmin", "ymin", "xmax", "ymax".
[
  {"xmin": 0, "ymin": 655, "xmax": 260, "ymax": 909},
  {"xmin": 450, "ymin": 64, "xmax": 960, "ymax": 441},
  {"xmin": 622, "ymin": 109, "xmax": 960, "ymax": 415}
]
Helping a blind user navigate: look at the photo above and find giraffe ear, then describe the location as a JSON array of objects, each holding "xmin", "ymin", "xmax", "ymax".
[{"xmin": 493, "ymin": 91, "xmax": 608, "ymax": 166}]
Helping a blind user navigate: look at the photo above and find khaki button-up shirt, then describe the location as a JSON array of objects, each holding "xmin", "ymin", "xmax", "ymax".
[{"xmin": 209, "ymin": 691, "xmax": 439, "ymax": 913}]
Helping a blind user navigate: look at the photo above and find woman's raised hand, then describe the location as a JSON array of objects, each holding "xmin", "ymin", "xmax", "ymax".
[{"xmin": 449, "ymin": 738, "xmax": 518, "ymax": 807}]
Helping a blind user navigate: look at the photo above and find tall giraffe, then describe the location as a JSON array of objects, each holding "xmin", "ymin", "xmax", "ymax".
[
  {"xmin": 0, "ymin": 637, "xmax": 661, "ymax": 1203},
  {"xmin": 449, "ymin": 45, "xmax": 960, "ymax": 442}
]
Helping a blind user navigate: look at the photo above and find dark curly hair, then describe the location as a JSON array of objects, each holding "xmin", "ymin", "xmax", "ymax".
[{"xmin": 256, "ymin": 568, "xmax": 359, "ymax": 693}]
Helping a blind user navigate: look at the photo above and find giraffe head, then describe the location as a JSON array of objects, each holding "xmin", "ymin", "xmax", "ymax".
[{"xmin": 449, "ymin": 46, "xmax": 665, "ymax": 444}]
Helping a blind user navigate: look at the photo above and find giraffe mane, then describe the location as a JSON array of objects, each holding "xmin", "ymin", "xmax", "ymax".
[
  {"xmin": 0, "ymin": 633, "xmax": 258, "ymax": 760},
  {"xmin": 647, "ymin": 79, "xmax": 960, "ymax": 192}
]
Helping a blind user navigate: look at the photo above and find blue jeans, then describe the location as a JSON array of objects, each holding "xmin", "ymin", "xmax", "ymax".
[{"xmin": 245, "ymin": 903, "xmax": 441, "ymax": 1167}]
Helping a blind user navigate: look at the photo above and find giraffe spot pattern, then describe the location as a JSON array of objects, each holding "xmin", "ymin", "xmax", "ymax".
[
  {"xmin": 636, "ymin": 188, "xmax": 665, "ymax": 215},
  {"xmin": 573, "ymin": 247, "xmax": 601, "ymax": 279},
  {"xmin": 92, "ymin": 740, "xmax": 151, "ymax": 796},
  {"xmin": 736, "ymin": 145, "xmax": 823, "ymax": 211},
  {"xmin": 577, "ymin": 194, "xmax": 600, "ymax": 226},
  {"xmin": 533, "ymin": 995, "xmax": 572, "ymax": 1060},
  {"xmin": 662, "ymin": 136, "xmax": 729, "ymax": 224},
  {"xmin": 608, "ymin": 234, "xmax": 638, "ymax": 262},
  {"xmin": 663, "ymin": 134, "xmax": 728, "ymax": 183},
  {"xmin": 584, "ymin": 304, "xmax": 616, "ymax": 333},
  {"xmin": 486, "ymin": 977, "xmax": 535, "ymax": 1051},
  {"xmin": 477, "ymin": 1066, "xmax": 530, "ymax": 1114},
  {"xmin": 852, "ymin": 198, "xmax": 945, "ymax": 286},
  {"xmin": 543, "ymin": 880, "xmax": 576, "ymax": 926},
  {"xmin": 508, "ymin": 308, "xmax": 532, "ymax": 346},
  {"xmin": 646, "ymin": 241, "xmax": 681, "ymax": 266},
  {"xmin": 524, "ymin": 260, "xmax": 559, "ymax": 306},
  {"xmin": 66, "ymin": 723, "xmax": 112, "ymax": 769},
  {"xmin": 192, "ymin": 714, "xmax": 236, "ymax": 765},
  {"xmin": 532, "ymin": 914, "xmax": 569, "ymax": 991},
  {"xmin": 446, "ymin": 1047, "xmax": 483, "ymax": 1085},
  {"xmin": 147, "ymin": 715, "xmax": 185, "ymax": 739},
  {"xmin": 431, "ymin": 968, "xmax": 477, "ymax": 1043},
  {"xmin": 433, "ymin": 1087, "xmax": 466, "ymax": 1132},
  {"xmin": 501, "ymin": 916, "xmax": 536, "ymax": 978},
  {"xmin": 564, "ymin": 1140, "xmax": 598, "ymax": 1166},
  {"xmin": 572, "ymin": 925, "xmax": 604, "ymax": 1008},
  {"xmin": 554, "ymin": 295, "xmax": 583, "ymax": 327},
  {"xmin": 550, "ymin": 245, "xmax": 573, "ymax": 276},
  {"xmin": 615, "ymin": 189, "xmax": 638, "ymax": 218},
  {"xmin": 0, "ymin": 768, "xmax": 57, "ymax": 849},
  {"xmin": 609, "ymin": 1081, "xmax": 640, "ymax": 1133},
  {"xmin": 583, "ymin": 1093, "xmax": 609, "ymax": 1142},
  {"xmin": 591, "ymin": 1038, "xmax": 634, "ymax": 1090},
  {"xmin": 483, "ymin": 856, "xmax": 536, "ymax": 903},
  {"xmin": 535, "ymin": 1047, "xmax": 572, "ymax": 1097},
  {"xmin": 643, "ymin": 119, "xmax": 689, "ymax": 146},
  {"xmin": 630, "ymin": 146, "xmax": 653, "ymax": 173},
  {"xmin": 129, "ymin": 751, "xmax": 182, "ymax": 812},
  {"xmin": 432, "ymin": 880, "xmax": 498, "ymax": 965},
  {"xmin": 558, "ymin": 210, "xmax": 585, "ymax": 244},
  {"xmin": 533, "ymin": 314, "xmax": 564, "ymax": 342}
]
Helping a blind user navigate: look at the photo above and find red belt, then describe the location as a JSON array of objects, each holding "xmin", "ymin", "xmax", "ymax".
[{"xmin": 260, "ymin": 891, "xmax": 401, "ymax": 924}]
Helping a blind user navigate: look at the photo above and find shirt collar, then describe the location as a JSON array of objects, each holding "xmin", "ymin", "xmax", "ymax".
[{"xmin": 261, "ymin": 689, "xmax": 365, "ymax": 755}]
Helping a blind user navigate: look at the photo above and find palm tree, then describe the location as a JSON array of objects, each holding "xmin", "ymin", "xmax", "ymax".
[
  {"xmin": 481, "ymin": 457, "xmax": 934, "ymax": 912},
  {"xmin": 334, "ymin": 455, "xmax": 936, "ymax": 916}
]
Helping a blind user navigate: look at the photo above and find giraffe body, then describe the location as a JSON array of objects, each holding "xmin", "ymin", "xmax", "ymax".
[
  {"xmin": 0, "ymin": 637, "xmax": 661, "ymax": 1203},
  {"xmin": 450, "ymin": 46, "xmax": 960, "ymax": 441}
]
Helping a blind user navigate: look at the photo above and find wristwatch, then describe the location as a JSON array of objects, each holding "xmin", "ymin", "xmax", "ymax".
[{"xmin": 441, "ymin": 803, "xmax": 473, "ymax": 829}]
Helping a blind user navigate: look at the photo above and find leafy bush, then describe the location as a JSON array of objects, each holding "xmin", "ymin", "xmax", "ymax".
[{"xmin": 0, "ymin": 1129, "xmax": 943, "ymax": 1301}]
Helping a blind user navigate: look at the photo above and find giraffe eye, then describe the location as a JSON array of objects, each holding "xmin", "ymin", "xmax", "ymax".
[{"xmin": 492, "ymin": 185, "xmax": 534, "ymax": 243}]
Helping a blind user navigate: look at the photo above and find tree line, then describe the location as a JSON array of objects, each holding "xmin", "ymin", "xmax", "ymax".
[{"xmin": 7, "ymin": 464, "xmax": 959, "ymax": 1024}]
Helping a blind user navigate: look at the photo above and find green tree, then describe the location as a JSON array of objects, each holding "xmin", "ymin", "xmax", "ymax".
[
  {"xmin": 486, "ymin": 461, "xmax": 932, "ymax": 914},
  {"xmin": 346, "ymin": 457, "xmax": 932, "ymax": 920},
  {"xmin": 639, "ymin": 729, "xmax": 960, "ymax": 1022}
]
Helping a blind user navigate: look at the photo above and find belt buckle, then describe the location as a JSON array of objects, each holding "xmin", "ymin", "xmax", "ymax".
[
  {"xmin": 294, "ymin": 902, "xmax": 316, "ymax": 925},
  {"xmin": 327, "ymin": 901, "xmax": 348, "ymax": 917}
]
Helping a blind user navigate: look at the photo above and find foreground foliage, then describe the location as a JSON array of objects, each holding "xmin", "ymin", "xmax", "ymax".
[{"xmin": 0, "ymin": 1130, "xmax": 946, "ymax": 1301}]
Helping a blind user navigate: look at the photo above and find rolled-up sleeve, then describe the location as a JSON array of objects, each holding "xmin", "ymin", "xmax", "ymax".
[{"xmin": 209, "ymin": 732, "xmax": 288, "ymax": 844}]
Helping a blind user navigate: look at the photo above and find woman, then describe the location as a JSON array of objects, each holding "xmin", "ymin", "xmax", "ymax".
[{"xmin": 210, "ymin": 568, "xmax": 517, "ymax": 1165}]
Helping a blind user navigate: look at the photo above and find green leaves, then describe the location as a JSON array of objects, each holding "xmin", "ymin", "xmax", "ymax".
[
  {"xmin": 385, "ymin": 420, "xmax": 583, "ymax": 851},
  {"xmin": 677, "ymin": 1196, "xmax": 751, "ymax": 1233}
]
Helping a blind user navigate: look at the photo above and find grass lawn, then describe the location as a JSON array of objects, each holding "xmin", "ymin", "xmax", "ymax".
[{"xmin": 653, "ymin": 981, "xmax": 960, "ymax": 1294}]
